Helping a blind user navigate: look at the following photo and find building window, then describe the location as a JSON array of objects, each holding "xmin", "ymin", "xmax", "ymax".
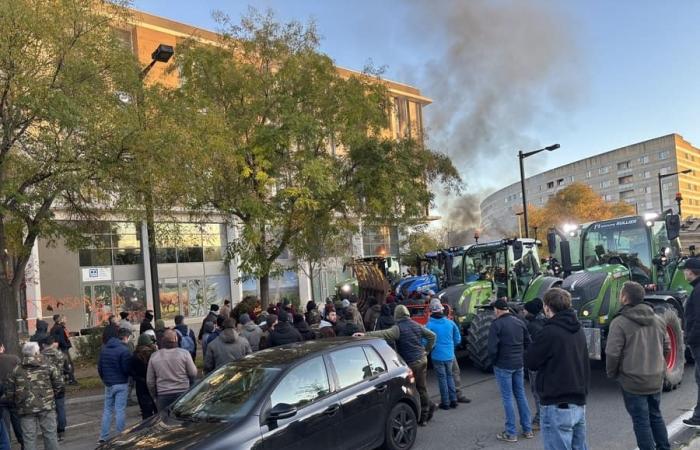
[
  {"xmin": 617, "ymin": 161, "xmax": 630, "ymax": 171},
  {"xmin": 547, "ymin": 181, "xmax": 554, "ymax": 189},
  {"xmin": 599, "ymin": 166, "xmax": 611, "ymax": 175},
  {"xmin": 641, "ymin": 171, "xmax": 651, "ymax": 179},
  {"xmin": 362, "ymin": 226, "xmax": 392, "ymax": 257},
  {"xmin": 618, "ymin": 175, "xmax": 633, "ymax": 185},
  {"xmin": 603, "ymin": 194, "xmax": 614, "ymax": 201},
  {"xmin": 658, "ymin": 150, "xmax": 670, "ymax": 160},
  {"xmin": 639, "ymin": 155, "xmax": 649, "ymax": 164},
  {"xmin": 600, "ymin": 180, "xmax": 613, "ymax": 188},
  {"xmin": 662, "ymin": 182, "xmax": 673, "ymax": 191},
  {"xmin": 568, "ymin": 175, "xmax": 575, "ymax": 183},
  {"xmin": 619, "ymin": 189, "xmax": 635, "ymax": 201},
  {"xmin": 557, "ymin": 178, "xmax": 564, "ymax": 186},
  {"xmin": 640, "ymin": 186, "xmax": 652, "ymax": 194},
  {"xmin": 79, "ymin": 222, "xmax": 142, "ymax": 267},
  {"xmin": 586, "ymin": 170, "xmax": 592, "ymax": 179}
]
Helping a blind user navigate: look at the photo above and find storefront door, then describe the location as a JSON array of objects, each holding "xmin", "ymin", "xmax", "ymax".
[{"xmin": 83, "ymin": 283, "xmax": 114, "ymax": 328}]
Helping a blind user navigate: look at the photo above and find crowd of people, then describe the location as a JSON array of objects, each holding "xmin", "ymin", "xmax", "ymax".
[{"xmin": 2, "ymin": 258, "xmax": 700, "ymax": 449}]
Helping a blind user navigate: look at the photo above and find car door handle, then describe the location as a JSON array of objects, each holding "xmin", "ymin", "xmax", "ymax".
[
  {"xmin": 375, "ymin": 384, "xmax": 388, "ymax": 393},
  {"xmin": 324, "ymin": 404, "xmax": 340, "ymax": 416}
]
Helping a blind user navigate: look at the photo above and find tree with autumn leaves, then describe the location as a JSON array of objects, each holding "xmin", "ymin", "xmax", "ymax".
[{"xmin": 527, "ymin": 182, "xmax": 635, "ymax": 241}]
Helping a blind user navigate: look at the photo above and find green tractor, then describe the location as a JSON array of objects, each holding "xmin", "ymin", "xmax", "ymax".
[
  {"xmin": 437, "ymin": 238, "xmax": 561, "ymax": 371},
  {"xmin": 550, "ymin": 213, "xmax": 691, "ymax": 390}
]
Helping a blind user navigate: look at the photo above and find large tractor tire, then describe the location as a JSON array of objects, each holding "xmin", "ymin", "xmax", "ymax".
[
  {"xmin": 655, "ymin": 304, "xmax": 685, "ymax": 391},
  {"xmin": 466, "ymin": 309, "xmax": 495, "ymax": 372}
]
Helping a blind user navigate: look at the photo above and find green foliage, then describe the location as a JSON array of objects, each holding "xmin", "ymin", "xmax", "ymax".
[
  {"xmin": 74, "ymin": 328, "xmax": 105, "ymax": 363},
  {"xmin": 170, "ymin": 10, "xmax": 460, "ymax": 305},
  {"xmin": 0, "ymin": 0, "xmax": 143, "ymax": 352},
  {"xmin": 401, "ymin": 227, "xmax": 445, "ymax": 261}
]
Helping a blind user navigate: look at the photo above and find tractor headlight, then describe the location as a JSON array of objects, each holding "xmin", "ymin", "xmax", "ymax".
[{"xmin": 341, "ymin": 284, "xmax": 351, "ymax": 293}]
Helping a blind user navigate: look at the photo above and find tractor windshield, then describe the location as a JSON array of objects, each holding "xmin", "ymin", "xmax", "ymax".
[
  {"xmin": 581, "ymin": 217, "xmax": 652, "ymax": 284},
  {"xmin": 464, "ymin": 248, "xmax": 508, "ymax": 297}
]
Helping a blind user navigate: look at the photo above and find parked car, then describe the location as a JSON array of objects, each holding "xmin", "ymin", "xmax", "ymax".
[{"xmin": 99, "ymin": 337, "xmax": 420, "ymax": 450}]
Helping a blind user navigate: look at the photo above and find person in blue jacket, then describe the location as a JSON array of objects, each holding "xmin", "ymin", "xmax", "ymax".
[
  {"xmin": 97, "ymin": 328, "xmax": 133, "ymax": 444},
  {"xmin": 426, "ymin": 298, "xmax": 461, "ymax": 410}
]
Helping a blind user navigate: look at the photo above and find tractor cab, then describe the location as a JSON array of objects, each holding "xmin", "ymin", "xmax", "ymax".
[{"xmin": 395, "ymin": 246, "xmax": 472, "ymax": 300}]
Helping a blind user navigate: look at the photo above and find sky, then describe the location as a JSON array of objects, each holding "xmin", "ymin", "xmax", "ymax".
[{"xmin": 132, "ymin": 0, "xmax": 700, "ymax": 225}]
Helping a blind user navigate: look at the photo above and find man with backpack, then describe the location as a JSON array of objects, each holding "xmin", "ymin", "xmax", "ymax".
[{"xmin": 174, "ymin": 315, "xmax": 197, "ymax": 361}]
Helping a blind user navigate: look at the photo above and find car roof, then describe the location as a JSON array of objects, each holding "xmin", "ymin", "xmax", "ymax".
[{"xmin": 234, "ymin": 337, "xmax": 384, "ymax": 369}]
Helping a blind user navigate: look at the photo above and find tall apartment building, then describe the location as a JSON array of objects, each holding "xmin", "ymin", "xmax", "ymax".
[
  {"xmin": 480, "ymin": 134, "xmax": 700, "ymax": 233},
  {"xmin": 24, "ymin": 9, "xmax": 430, "ymax": 332}
]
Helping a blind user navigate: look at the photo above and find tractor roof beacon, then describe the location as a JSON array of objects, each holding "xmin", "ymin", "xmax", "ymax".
[{"xmin": 550, "ymin": 213, "xmax": 690, "ymax": 391}]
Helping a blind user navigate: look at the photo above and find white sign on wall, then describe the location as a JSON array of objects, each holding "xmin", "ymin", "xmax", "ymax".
[{"xmin": 81, "ymin": 267, "xmax": 112, "ymax": 283}]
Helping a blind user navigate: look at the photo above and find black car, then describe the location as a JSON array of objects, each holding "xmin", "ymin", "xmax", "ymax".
[{"xmin": 101, "ymin": 337, "xmax": 420, "ymax": 450}]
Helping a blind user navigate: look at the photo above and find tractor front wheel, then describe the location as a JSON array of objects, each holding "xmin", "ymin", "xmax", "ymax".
[
  {"xmin": 466, "ymin": 309, "xmax": 495, "ymax": 372},
  {"xmin": 655, "ymin": 304, "xmax": 685, "ymax": 391}
]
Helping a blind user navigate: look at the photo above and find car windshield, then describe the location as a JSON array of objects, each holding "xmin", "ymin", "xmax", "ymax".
[
  {"xmin": 171, "ymin": 365, "xmax": 280, "ymax": 422},
  {"xmin": 581, "ymin": 218, "xmax": 652, "ymax": 281}
]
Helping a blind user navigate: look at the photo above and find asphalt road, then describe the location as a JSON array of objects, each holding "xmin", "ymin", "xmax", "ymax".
[
  {"xmin": 12, "ymin": 357, "xmax": 698, "ymax": 450},
  {"xmin": 415, "ymin": 356, "xmax": 698, "ymax": 450}
]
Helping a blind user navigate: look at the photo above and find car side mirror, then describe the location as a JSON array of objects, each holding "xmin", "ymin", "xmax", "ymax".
[
  {"xmin": 268, "ymin": 403, "xmax": 297, "ymax": 422},
  {"xmin": 666, "ymin": 214, "xmax": 681, "ymax": 241}
]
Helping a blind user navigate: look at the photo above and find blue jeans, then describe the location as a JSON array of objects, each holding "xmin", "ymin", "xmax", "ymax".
[
  {"xmin": 540, "ymin": 403, "xmax": 588, "ymax": 450},
  {"xmin": 494, "ymin": 367, "xmax": 532, "ymax": 436},
  {"xmin": 100, "ymin": 383, "xmax": 128, "ymax": 441},
  {"xmin": 55, "ymin": 396, "xmax": 66, "ymax": 433},
  {"xmin": 433, "ymin": 360, "xmax": 457, "ymax": 405},
  {"xmin": 0, "ymin": 416, "xmax": 9, "ymax": 450},
  {"xmin": 621, "ymin": 390, "xmax": 670, "ymax": 450}
]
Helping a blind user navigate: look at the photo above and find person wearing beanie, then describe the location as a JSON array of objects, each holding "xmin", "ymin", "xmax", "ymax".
[
  {"xmin": 238, "ymin": 313, "xmax": 263, "ymax": 351},
  {"xmin": 198, "ymin": 304, "xmax": 220, "ymax": 341},
  {"xmin": 204, "ymin": 319, "xmax": 252, "ymax": 374},
  {"xmin": 139, "ymin": 310, "xmax": 154, "ymax": 334},
  {"xmin": 267, "ymin": 310, "xmax": 303, "ymax": 348},
  {"xmin": 129, "ymin": 334, "xmax": 158, "ymax": 419},
  {"xmin": 359, "ymin": 304, "xmax": 436, "ymax": 426},
  {"xmin": 293, "ymin": 314, "xmax": 316, "ymax": 341},
  {"xmin": 489, "ymin": 298, "xmax": 533, "ymax": 442},
  {"xmin": 426, "ymin": 299, "xmax": 461, "ymax": 410},
  {"xmin": 305, "ymin": 301, "xmax": 320, "ymax": 326},
  {"xmin": 146, "ymin": 329, "xmax": 197, "ymax": 411},
  {"xmin": 118, "ymin": 311, "xmax": 132, "ymax": 332},
  {"xmin": 523, "ymin": 298, "xmax": 546, "ymax": 428},
  {"xmin": 154, "ymin": 319, "xmax": 166, "ymax": 349},
  {"xmin": 174, "ymin": 315, "xmax": 197, "ymax": 361},
  {"xmin": 682, "ymin": 258, "xmax": 700, "ymax": 427},
  {"xmin": 30, "ymin": 319, "xmax": 50, "ymax": 344}
]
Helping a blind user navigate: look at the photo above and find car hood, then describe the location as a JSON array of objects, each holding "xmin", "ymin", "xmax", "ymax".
[{"xmin": 101, "ymin": 414, "xmax": 228, "ymax": 449}]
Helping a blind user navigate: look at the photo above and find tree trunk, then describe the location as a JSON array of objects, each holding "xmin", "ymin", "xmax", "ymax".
[
  {"xmin": 0, "ymin": 280, "xmax": 20, "ymax": 356},
  {"xmin": 308, "ymin": 263, "xmax": 316, "ymax": 302},
  {"xmin": 260, "ymin": 274, "xmax": 270, "ymax": 309}
]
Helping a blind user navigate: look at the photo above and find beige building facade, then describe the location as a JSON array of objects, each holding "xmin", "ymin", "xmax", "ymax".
[{"xmin": 481, "ymin": 134, "xmax": 700, "ymax": 234}]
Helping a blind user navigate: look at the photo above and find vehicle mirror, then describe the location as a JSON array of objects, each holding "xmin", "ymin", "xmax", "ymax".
[
  {"xmin": 513, "ymin": 241, "xmax": 523, "ymax": 260},
  {"xmin": 666, "ymin": 214, "xmax": 681, "ymax": 241},
  {"xmin": 546, "ymin": 229, "xmax": 557, "ymax": 255},
  {"xmin": 268, "ymin": 403, "xmax": 297, "ymax": 421}
]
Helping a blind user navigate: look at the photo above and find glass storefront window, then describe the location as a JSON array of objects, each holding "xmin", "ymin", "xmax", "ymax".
[
  {"xmin": 205, "ymin": 275, "xmax": 231, "ymax": 308},
  {"xmin": 159, "ymin": 278, "xmax": 181, "ymax": 320},
  {"xmin": 156, "ymin": 248, "xmax": 177, "ymax": 264},
  {"xmin": 83, "ymin": 284, "xmax": 114, "ymax": 328},
  {"xmin": 186, "ymin": 278, "xmax": 206, "ymax": 318},
  {"xmin": 114, "ymin": 280, "xmax": 147, "ymax": 323},
  {"xmin": 178, "ymin": 246, "xmax": 203, "ymax": 263},
  {"xmin": 242, "ymin": 278, "xmax": 258, "ymax": 299},
  {"xmin": 269, "ymin": 271, "xmax": 300, "ymax": 305},
  {"xmin": 79, "ymin": 248, "xmax": 112, "ymax": 267}
]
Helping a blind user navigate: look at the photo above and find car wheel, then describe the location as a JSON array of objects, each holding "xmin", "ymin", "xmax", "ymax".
[{"xmin": 382, "ymin": 402, "xmax": 417, "ymax": 450}]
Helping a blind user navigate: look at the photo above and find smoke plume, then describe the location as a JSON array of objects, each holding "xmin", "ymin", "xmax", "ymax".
[{"xmin": 403, "ymin": 0, "xmax": 582, "ymax": 234}]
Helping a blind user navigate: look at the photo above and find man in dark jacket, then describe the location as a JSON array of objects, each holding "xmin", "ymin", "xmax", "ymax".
[
  {"xmin": 363, "ymin": 297, "xmax": 382, "ymax": 331},
  {"xmin": 523, "ymin": 298, "xmax": 546, "ymax": 428},
  {"xmin": 198, "ymin": 305, "xmax": 219, "ymax": 341},
  {"xmin": 204, "ymin": 319, "xmax": 252, "ymax": 374},
  {"xmin": 173, "ymin": 315, "xmax": 197, "ymax": 361},
  {"xmin": 30, "ymin": 320, "xmax": 49, "ymax": 344},
  {"xmin": 97, "ymin": 328, "xmax": 132, "ymax": 443},
  {"xmin": 139, "ymin": 310, "xmax": 155, "ymax": 334},
  {"xmin": 102, "ymin": 315, "xmax": 120, "ymax": 344},
  {"xmin": 360, "ymin": 304, "xmax": 436, "ymax": 425},
  {"xmin": 684, "ymin": 258, "xmax": 700, "ymax": 428},
  {"xmin": 525, "ymin": 288, "xmax": 590, "ymax": 450},
  {"xmin": 129, "ymin": 334, "xmax": 158, "ymax": 420},
  {"xmin": 293, "ymin": 314, "xmax": 316, "ymax": 341},
  {"xmin": 489, "ymin": 299, "xmax": 533, "ymax": 442},
  {"xmin": 606, "ymin": 281, "xmax": 670, "ymax": 450},
  {"xmin": 267, "ymin": 311, "xmax": 303, "ymax": 347},
  {"xmin": 50, "ymin": 315, "xmax": 76, "ymax": 385}
]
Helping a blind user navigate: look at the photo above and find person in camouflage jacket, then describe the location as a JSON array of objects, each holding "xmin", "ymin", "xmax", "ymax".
[
  {"xmin": 41, "ymin": 336, "xmax": 70, "ymax": 441},
  {"xmin": 5, "ymin": 342, "xmax": 62, "ymax": 450}
]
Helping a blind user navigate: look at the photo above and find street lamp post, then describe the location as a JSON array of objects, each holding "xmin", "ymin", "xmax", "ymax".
[
  {"xmin": 676, "ymin": 192, "xmax": 684, "ymax": 217},
  {"xmin": 518, "ymin": 144, "xmax": 560, "ymax": 238},
  {"xmin": 657, "ymin": 169, "xmax": 692, "ymax": 213},
  {"xmin": 515, "ymin": 211, "xmax": 524, "ymax": 238},
  {"xmin": 139, "ymin": 44, "xmax": 174, "ymax": 321}
]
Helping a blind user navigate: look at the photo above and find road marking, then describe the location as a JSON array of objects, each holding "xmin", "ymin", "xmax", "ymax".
[{"xmin": 66, "ymin": 420, "xmax": 98, "ymax": 429}]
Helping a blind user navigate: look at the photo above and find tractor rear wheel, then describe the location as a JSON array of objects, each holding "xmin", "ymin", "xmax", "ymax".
[
  {"xmin": 466, "ymin": 309, "xmax": 495, "ymax": 372},
  {"xmin": 655, "ymin": 304, "xmax": 684, "ymax": 391}
]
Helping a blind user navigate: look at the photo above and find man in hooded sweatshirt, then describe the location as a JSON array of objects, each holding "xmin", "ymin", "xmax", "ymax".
[
  {"xmin": 605, "ymin": 282, "xmax": 670, "ymax": 450},
  {"xmin": 238, "ymin": 314, "xmax": 263, "ymax": 351},
  {"xmin": 30, "ymin": 320, "xmax": 49, "ymax": 344},
  {"xmin": 267, "ymin": 311, "xmax": 303, "ymax": 347},
  {"xmin": 526, "ymin": 288, "xmax": 590, "ymax": 450},
  {"xmin": 357, "ymin": 304, "xmax": 436, "ymax": 425},
  {"xmin": 204, "ymin": 319, "xmax": 252, "ymax": 374}
]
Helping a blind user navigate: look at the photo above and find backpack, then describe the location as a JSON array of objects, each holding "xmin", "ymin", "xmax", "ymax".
[{"xmin": 176, "ymin": 328, "xmax": 195, "ymax": 354}]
